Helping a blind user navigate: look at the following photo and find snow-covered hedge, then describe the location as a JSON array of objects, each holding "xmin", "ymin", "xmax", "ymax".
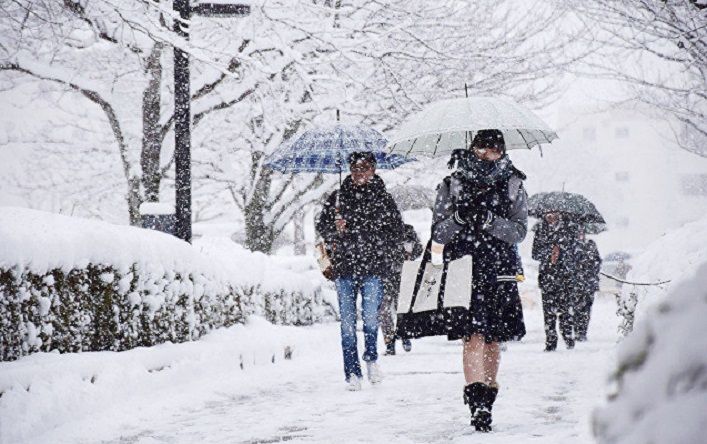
[
  {"xmin": 0, "ymin": 208, "xmax": 331, "ymax": 362},
  {"xmin": 592, "ymin": 260, "xmax": 707, "ymax": 444}
]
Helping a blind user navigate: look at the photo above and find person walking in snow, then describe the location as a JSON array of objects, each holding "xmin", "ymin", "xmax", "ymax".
[
  {"xmin": 573, "ymin": 230, "xmax": 601, "ymax": 341},
  {"xmin": 430, "ymin": 129, "xmax": 527, "ymax": 432},
  {"xmin": 532, "ymin": 212, "xmax": 583, "ymax": 351},
  {"xmin": 315, "ymin": 151, "xmax": 404, "ymax": 391},
  {"xmin": 379, "ymin": 223, "xmax": 423, "ymax": 355}
]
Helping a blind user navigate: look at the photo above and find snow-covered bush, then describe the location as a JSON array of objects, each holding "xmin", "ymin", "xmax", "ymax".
[
  {"xmin": 615, "ymin": 215, "xmax": 707, "ymax": 334},
  {"xmin": 0, "ymin": 208, "xmax": 331, "ymax": 361},
  {"xmin": 193, "ymin": 237, "xmax": 337, "ymax": 326},
  {"xmin": 593, "ymin": 260, "xmax": 707, "ymax": 444}
]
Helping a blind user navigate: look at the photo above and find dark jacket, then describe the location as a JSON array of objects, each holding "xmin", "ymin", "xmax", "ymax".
[
  {"xmin": 431, "ymin": 166, "xmax": 528, "ymax": 342},
  {"xmin": 387, "ymin": 224, "xmax": 423, "ymax": 275},
  {"xmin": 532, "ymin": 220, "xmax": 584, "ymax": 293},
  {"xmin": 432, "ymin": 169, "xmax": 528, "ymax": 280},
  {"xmin": 576, "ymin": 239, "xmax": 601, "ymax": 294},
  {"xmin": 316, "ymin": 175, "xmax": 404, "ymax": 278}
]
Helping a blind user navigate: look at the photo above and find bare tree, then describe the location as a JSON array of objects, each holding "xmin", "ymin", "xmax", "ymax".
[
  {"xmin": 574, "ymin": 0, "xmax": 707, "ymax": 157},
  {"xmin": 334, "ymin": 0, "xmax": 587, "ymax": 128},
  {"xmin": 193, "ymin": 0, "xmax": 588, "ymax": 252},
  {"xmin": 0, "ymin": 0, "xmax": 338, "ymax": 234},
  {"xmin": 1, "ymin": 0, "xmax": 589, "ymax": 253}
]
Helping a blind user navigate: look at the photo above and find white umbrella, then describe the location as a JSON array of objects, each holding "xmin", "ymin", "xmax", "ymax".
[{"xmin": 387, "ymin": 96, "xmax": 558, "ymax": 157}]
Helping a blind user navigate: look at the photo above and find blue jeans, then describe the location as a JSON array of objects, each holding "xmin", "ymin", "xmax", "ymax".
[{"xmin": 335, "ymin": 275, "xmax": 383, "ymax": 381}]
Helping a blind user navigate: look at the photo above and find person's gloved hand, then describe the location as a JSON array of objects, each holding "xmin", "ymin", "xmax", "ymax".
[{"xmin": 454, "ymin": 202, "xmax": 494, "ymax": 228}]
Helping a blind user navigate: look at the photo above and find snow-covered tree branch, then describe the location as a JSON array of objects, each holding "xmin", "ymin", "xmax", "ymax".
[{"xmin": 575, "ymin": 0, "xmax": 707, "ymax": 157}]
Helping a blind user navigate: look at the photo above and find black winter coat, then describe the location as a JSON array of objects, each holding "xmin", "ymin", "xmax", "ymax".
[
  {"xmin": 431, "ymin": 169, "xmax": 528, "ymax": 343},
  {"xmin": 532, "ymin": 220, "xmax": 584, "ymax": 293},
  {"xmin": 386, "ymin": 224, "xmax": 423, "ymax": 275},
  {"xmin": 575, "ymin": 239, "xmax": 601, "ymax": 294},
  {"xmin": 316, "ymin": 175, "xmax": 404, "ymax": 278}
]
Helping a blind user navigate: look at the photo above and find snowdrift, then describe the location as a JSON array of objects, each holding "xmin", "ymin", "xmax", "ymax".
[
  {"xmin": 0, "ymin": 207, "xmax": 332, "ymax": 361},
  {"xmin": 593, "ymin": 260, "xmax": 707, "ymax": 443},
  {"xmin": 610, "ymin": 215, "xmax": 707, "ymax": 336},
  {"xmin": 593, "ymin": 217, "xmax": 707, "ymax": 443},
  {"xmin": 620, "ymin": 214, "xmax": 707, "ymax": 317},
  {"xmin": 0, "ymin": 317, "xmax": 306, "ymax": 444}
]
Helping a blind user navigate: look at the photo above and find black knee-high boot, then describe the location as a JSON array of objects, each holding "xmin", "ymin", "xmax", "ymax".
[
  {"xmin": 463, "ymin": 383, "xmax": 479, "ymax": 419},
  {"xmin": 463, "ymin": 383, "xmax": 498, "ymax": 432}
]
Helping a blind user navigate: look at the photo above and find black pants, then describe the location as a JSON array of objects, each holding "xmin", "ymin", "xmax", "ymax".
[
  {"xmin": 541, "ymin": 289, "xmax": 574, "ymax": 348},
  {"xmin": 574, "ymin": 292, "xmax": 595, "ymax": 340}
]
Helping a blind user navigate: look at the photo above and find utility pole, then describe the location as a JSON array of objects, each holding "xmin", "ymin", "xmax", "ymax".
[{"xmin": 173, "ymin": 1, "xmax": 250, "ymax": 243}]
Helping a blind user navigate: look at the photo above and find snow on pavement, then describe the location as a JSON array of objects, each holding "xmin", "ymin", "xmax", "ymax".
[{"xmin": 1, "ymin": 298, "xmax": 619, "ymax": 444}]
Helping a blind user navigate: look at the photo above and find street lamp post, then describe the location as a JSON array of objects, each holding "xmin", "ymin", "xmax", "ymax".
[{"xmin": 173, "ymin": 1, "xmax": 250, "ymax": 243}]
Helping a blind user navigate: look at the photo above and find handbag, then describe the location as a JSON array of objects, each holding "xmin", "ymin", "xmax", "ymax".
[
  {"xmin": 396, "ymin": 241, "xmax": 473, "ymax": 339},
  {"xmin": 315, "ymin": 241, "xmax": 335, "ymax": 281}
]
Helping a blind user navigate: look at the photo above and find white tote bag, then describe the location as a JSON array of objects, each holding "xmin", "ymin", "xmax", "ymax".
[{"xmin": 397, "ymin": 255, "xmax": 473, "ymax": 314}]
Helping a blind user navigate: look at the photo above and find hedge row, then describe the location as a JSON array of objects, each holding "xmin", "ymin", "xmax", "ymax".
[{"xmin": 0, "ymin": 263, "xmax": 333, "ymax": 362}]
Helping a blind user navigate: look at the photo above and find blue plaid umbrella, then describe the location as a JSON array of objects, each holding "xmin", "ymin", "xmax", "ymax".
[{"xmin": 265, "ymin": 124, "xmax": 413, "ymax": 178}]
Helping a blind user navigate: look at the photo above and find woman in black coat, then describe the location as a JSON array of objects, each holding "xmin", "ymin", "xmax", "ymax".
[{"xmin": 430, "ymin": 130, "xmax": 528, "ymax": 432}]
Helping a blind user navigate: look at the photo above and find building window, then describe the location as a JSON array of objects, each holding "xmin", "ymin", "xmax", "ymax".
[
  {"xmin": 615, "ymin": 127, "xmax": 630, "ymax": 139},
  {"xmin": 583, "ymin": 127, "xmax": 596, "ymax": 142},
  {"xmin": 681, "ymin": 174, "xmax": 707, "ymax": 196},
  {"xmin": 615, "ymin": 171, "xmax": 630, "ymax": 182}
]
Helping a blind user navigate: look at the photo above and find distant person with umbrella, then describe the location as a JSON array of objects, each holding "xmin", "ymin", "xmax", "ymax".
[
  {"xmin": 529, "ymin": 192, "xmax": 605, "ymax": 351},
  {"xmin": 532, "ymin": 212, "xmax": 581, "ymax": 351},
  {"xmin": 379, "ymin": 223, "xmax": 423, "ymax": 356},
  {"xmin": 315, "ymin": 151, "xmax": 405, "ymax": 391},
  {"xmin": 573, "ymin": 228, "xmax": 601, "ymax": 341},
  {"xmin": 431, "ymin": 129, "xmax": 528, "ymax": 432}
]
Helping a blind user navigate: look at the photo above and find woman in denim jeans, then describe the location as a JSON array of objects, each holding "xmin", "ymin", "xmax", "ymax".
[{"xmin": 316, "ymin": 151, "xmax": 404, "ymax": 391}]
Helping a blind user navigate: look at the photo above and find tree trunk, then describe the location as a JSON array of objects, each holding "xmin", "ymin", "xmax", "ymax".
[
  {"xmin": 293, "ymin": 209, "xmax": 306, "ymax": 255},
  {"xmin": 244, "ymin": 152, "xmax": 276, "ymax": 253},
  {"xmin": 140, "ymin": 44, "xmax": 164, "ymax": 203},
  {"xmin": 127, "ymin": 176, "xmax": 142, "ymax": 226}
]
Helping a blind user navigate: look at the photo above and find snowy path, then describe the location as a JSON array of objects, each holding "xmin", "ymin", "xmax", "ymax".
[{"xmin": 13, "ymin": 299, "xmax": 619, "ymax": 444}]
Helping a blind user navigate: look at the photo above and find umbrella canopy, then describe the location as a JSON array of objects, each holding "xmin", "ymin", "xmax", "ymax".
[
  {"xmin": 584, "ymin": 222, "xmax": 608, "ymax": 235},
  {"xmin": 387, "ymin": 96, "xmax": 558, "ymax": 158},
  {"xmin": 265, "ymin": 123, "xmax": 412, "ymax": 174},
  {"xmin": 531, "ymin": 220, "xmax": 607, "ymax": 235},
  {"xmin": 528, "ymin": 191, "xmax": 606, "ymax": 224},
  {"xmin": 388, "ymin": 185, "xmax": 436, "ymax": 211}
]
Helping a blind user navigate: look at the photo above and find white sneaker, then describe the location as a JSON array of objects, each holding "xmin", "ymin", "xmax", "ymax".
[
  {"xmin": 366, "ymin": 361, "xmax": 383, "ymax": 384},
  {"xmin": 346, "ymin": 376, "xmax": 362, "ymax": 391}
]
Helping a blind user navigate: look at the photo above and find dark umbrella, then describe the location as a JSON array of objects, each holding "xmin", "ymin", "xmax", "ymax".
[
  {"xmin": 531, "ymin": 220, "xmax": 607, "ymax": 235},
  {"xmin": 528, "ymin": 191, "xmax": 605, "ymax": 224},
  {"xmin": 583, "ymin": 222, "xmax": 608, "ymax": 235}
]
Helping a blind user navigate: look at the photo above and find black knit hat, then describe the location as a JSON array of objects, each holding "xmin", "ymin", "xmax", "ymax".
[
  {"xmin": 347, "ymin": 151, "xmax": 377, "ymax": 166},
  {"xmin": 471, "ymin": 129, "xmax": 505, "ymax": 152}
]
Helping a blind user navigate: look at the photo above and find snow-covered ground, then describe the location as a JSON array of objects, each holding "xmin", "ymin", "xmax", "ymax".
[{"xmin": 1, "ymin": 295, "xmax": 620, "ymax": 444}]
